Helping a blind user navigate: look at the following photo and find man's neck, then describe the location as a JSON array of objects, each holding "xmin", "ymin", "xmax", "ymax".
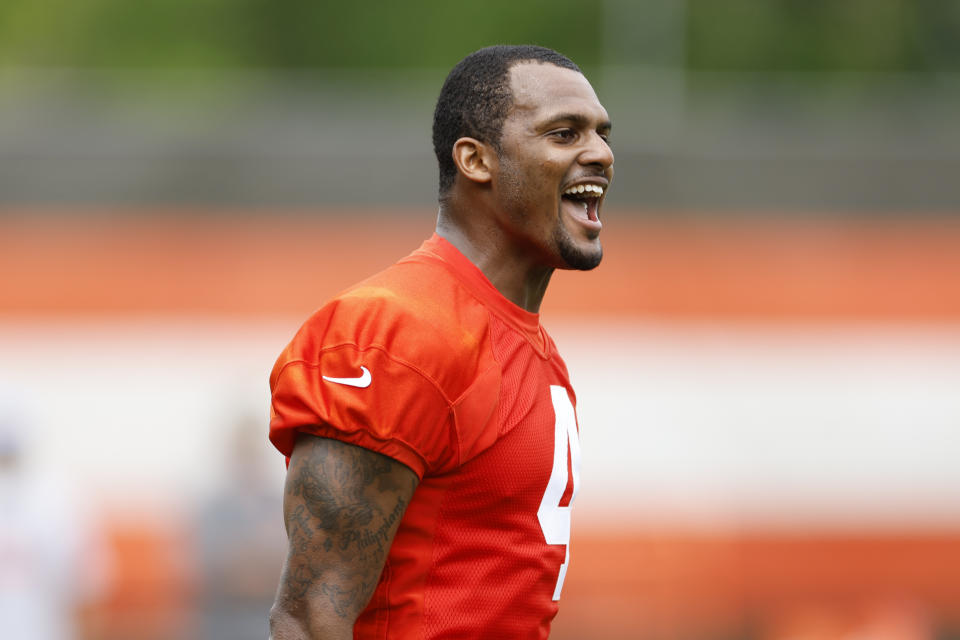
[{"xmin": 436, "ymin": 209, "xmax": 553, "ymax": 314}]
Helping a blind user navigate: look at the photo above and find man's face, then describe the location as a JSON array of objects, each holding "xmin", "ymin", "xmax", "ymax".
[{"xmin": 493, "ymin": 62, "xmax": 614, "ymax": 271}]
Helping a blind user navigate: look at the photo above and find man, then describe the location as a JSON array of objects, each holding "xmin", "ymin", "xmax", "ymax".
[{"xmin": 269, "ymin": 44, "xmax": 613, "ymax": 639}]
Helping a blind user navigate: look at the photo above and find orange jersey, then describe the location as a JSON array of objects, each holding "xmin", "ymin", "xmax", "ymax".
[{"xmin": 270, "ymin": 234, "xmax": 581, "ymax": 639}]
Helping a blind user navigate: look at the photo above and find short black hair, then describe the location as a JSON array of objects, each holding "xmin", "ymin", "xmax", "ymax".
[{"xmin": 432, "ymin": 45, "xmax": 581, "ymax": 197}]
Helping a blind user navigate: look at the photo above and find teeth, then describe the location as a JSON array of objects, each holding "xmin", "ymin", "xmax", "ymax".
[{"xmin": 563, "ymin": 184, "xmax": 604, "ymax": 197}]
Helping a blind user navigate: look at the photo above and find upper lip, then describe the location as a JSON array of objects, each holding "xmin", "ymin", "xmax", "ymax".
[{"xmin": 561, "ymin": 177, "xmax": 609, "ymax": 194}]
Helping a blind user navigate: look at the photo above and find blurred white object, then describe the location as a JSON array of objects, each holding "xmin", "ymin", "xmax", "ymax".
[{"xmin": 0, "ymin": 385, "xmax": 108, "ymax": 640}]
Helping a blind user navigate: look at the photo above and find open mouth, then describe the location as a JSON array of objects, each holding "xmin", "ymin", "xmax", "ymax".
[{"xmin": 561, "ymin": 183, "xmax": 604, "ymax": 224}]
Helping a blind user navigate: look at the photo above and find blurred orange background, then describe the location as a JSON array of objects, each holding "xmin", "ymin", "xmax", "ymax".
[{"xmin": 3, "ymin": 210, "xmax": 960, "ymax": 639}]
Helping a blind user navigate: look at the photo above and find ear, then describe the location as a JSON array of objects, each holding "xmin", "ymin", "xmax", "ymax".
[{"xmin": 451, "ymin": 137, "xmax": 496, "ymax": 185}]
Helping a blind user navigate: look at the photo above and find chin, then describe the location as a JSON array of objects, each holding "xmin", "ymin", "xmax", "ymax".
[{"xmin": 556, "ymin": 233, "xmax": 603, "ymax": 271}]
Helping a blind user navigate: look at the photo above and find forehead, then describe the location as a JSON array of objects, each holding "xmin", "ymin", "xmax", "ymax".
[{"xmin": 506, "ymin": 62, "xmax": 608, "ymax": 124}]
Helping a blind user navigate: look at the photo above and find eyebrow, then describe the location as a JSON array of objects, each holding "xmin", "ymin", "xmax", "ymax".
[{"xmin": 541, "ymin": 112, "xmax": 612, "ymax": 133}]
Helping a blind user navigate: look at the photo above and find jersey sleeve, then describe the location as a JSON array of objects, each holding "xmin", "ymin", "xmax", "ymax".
[{"xmin": 269, "ymin": 329, "xmax": 459, "ymax": 479}]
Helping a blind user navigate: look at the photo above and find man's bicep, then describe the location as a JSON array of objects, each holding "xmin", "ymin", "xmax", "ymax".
[{"xmin": 273, "ymin": 432, "xmax": 419, "ymax": 634}]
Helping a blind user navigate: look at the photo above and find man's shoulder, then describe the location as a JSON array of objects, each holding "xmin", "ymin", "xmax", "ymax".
[
  {"xmin": 340, "ymin": 253, "xmax": 457, "ymax": 312},
  {"xmin": 287, "ymin": 255, "xmax": 495, "ymax": 391},
  {"xmin": 334, "ymin": 254, "xmax": 483, "ymax": 337}
]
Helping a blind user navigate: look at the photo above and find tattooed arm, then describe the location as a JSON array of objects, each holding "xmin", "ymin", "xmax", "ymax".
[{"xmin": 269, "ymin": 433, "xmax": 419, "ymax": 640}]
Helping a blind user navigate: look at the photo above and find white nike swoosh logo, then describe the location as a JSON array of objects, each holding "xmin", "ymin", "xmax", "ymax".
[{"xmin": 322, "ymin": 366, "xmax": 372, "ymax": 388}]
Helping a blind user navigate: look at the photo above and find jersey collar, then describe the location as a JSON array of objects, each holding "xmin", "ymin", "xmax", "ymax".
[{"xmin": 415, "ymin": 233, "xmax": 549, "ymax": 355}]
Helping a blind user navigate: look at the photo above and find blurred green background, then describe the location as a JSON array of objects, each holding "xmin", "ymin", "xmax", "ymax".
[
  {"xmin": 2, "ymin": 0, "xmax": 958, "ymax": 71},
  {"xmin": 2, "ymin": 0, "xmax": 959, "ymax": 211}
]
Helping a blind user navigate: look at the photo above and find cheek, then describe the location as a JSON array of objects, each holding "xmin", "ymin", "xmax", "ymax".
[
  {"xmin": 529, "ymin": 161, "xmax": 564, "ymax": 196},
  {"xmin": 498, "ymin": 153, "xmax": 565, "ymax": 214}
]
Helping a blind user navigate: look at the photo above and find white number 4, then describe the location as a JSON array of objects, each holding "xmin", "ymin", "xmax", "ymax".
[{"xmin": 537, "ymin": 385, "xmax": 582, "ymax": 601}]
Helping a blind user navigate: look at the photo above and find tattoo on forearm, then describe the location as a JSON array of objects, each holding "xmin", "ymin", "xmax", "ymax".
[{"xmin": 278, "ymin": 436, "xmax": 416, "ymax": 619}]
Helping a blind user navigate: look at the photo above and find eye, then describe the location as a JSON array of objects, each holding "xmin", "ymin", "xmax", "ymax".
[{"xmin": 548, "ymin": 129, "xmax": 577, "ymax": 143}]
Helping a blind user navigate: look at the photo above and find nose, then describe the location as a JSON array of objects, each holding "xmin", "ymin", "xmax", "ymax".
[{"xmin": 580, "ymin": 131, "xmax": 614, "ymax": 172}]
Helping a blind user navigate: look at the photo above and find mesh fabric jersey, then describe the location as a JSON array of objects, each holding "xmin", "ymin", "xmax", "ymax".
[{"xmin": 270, "ymin": 234, "xmax": 581, "ymax": 639}]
